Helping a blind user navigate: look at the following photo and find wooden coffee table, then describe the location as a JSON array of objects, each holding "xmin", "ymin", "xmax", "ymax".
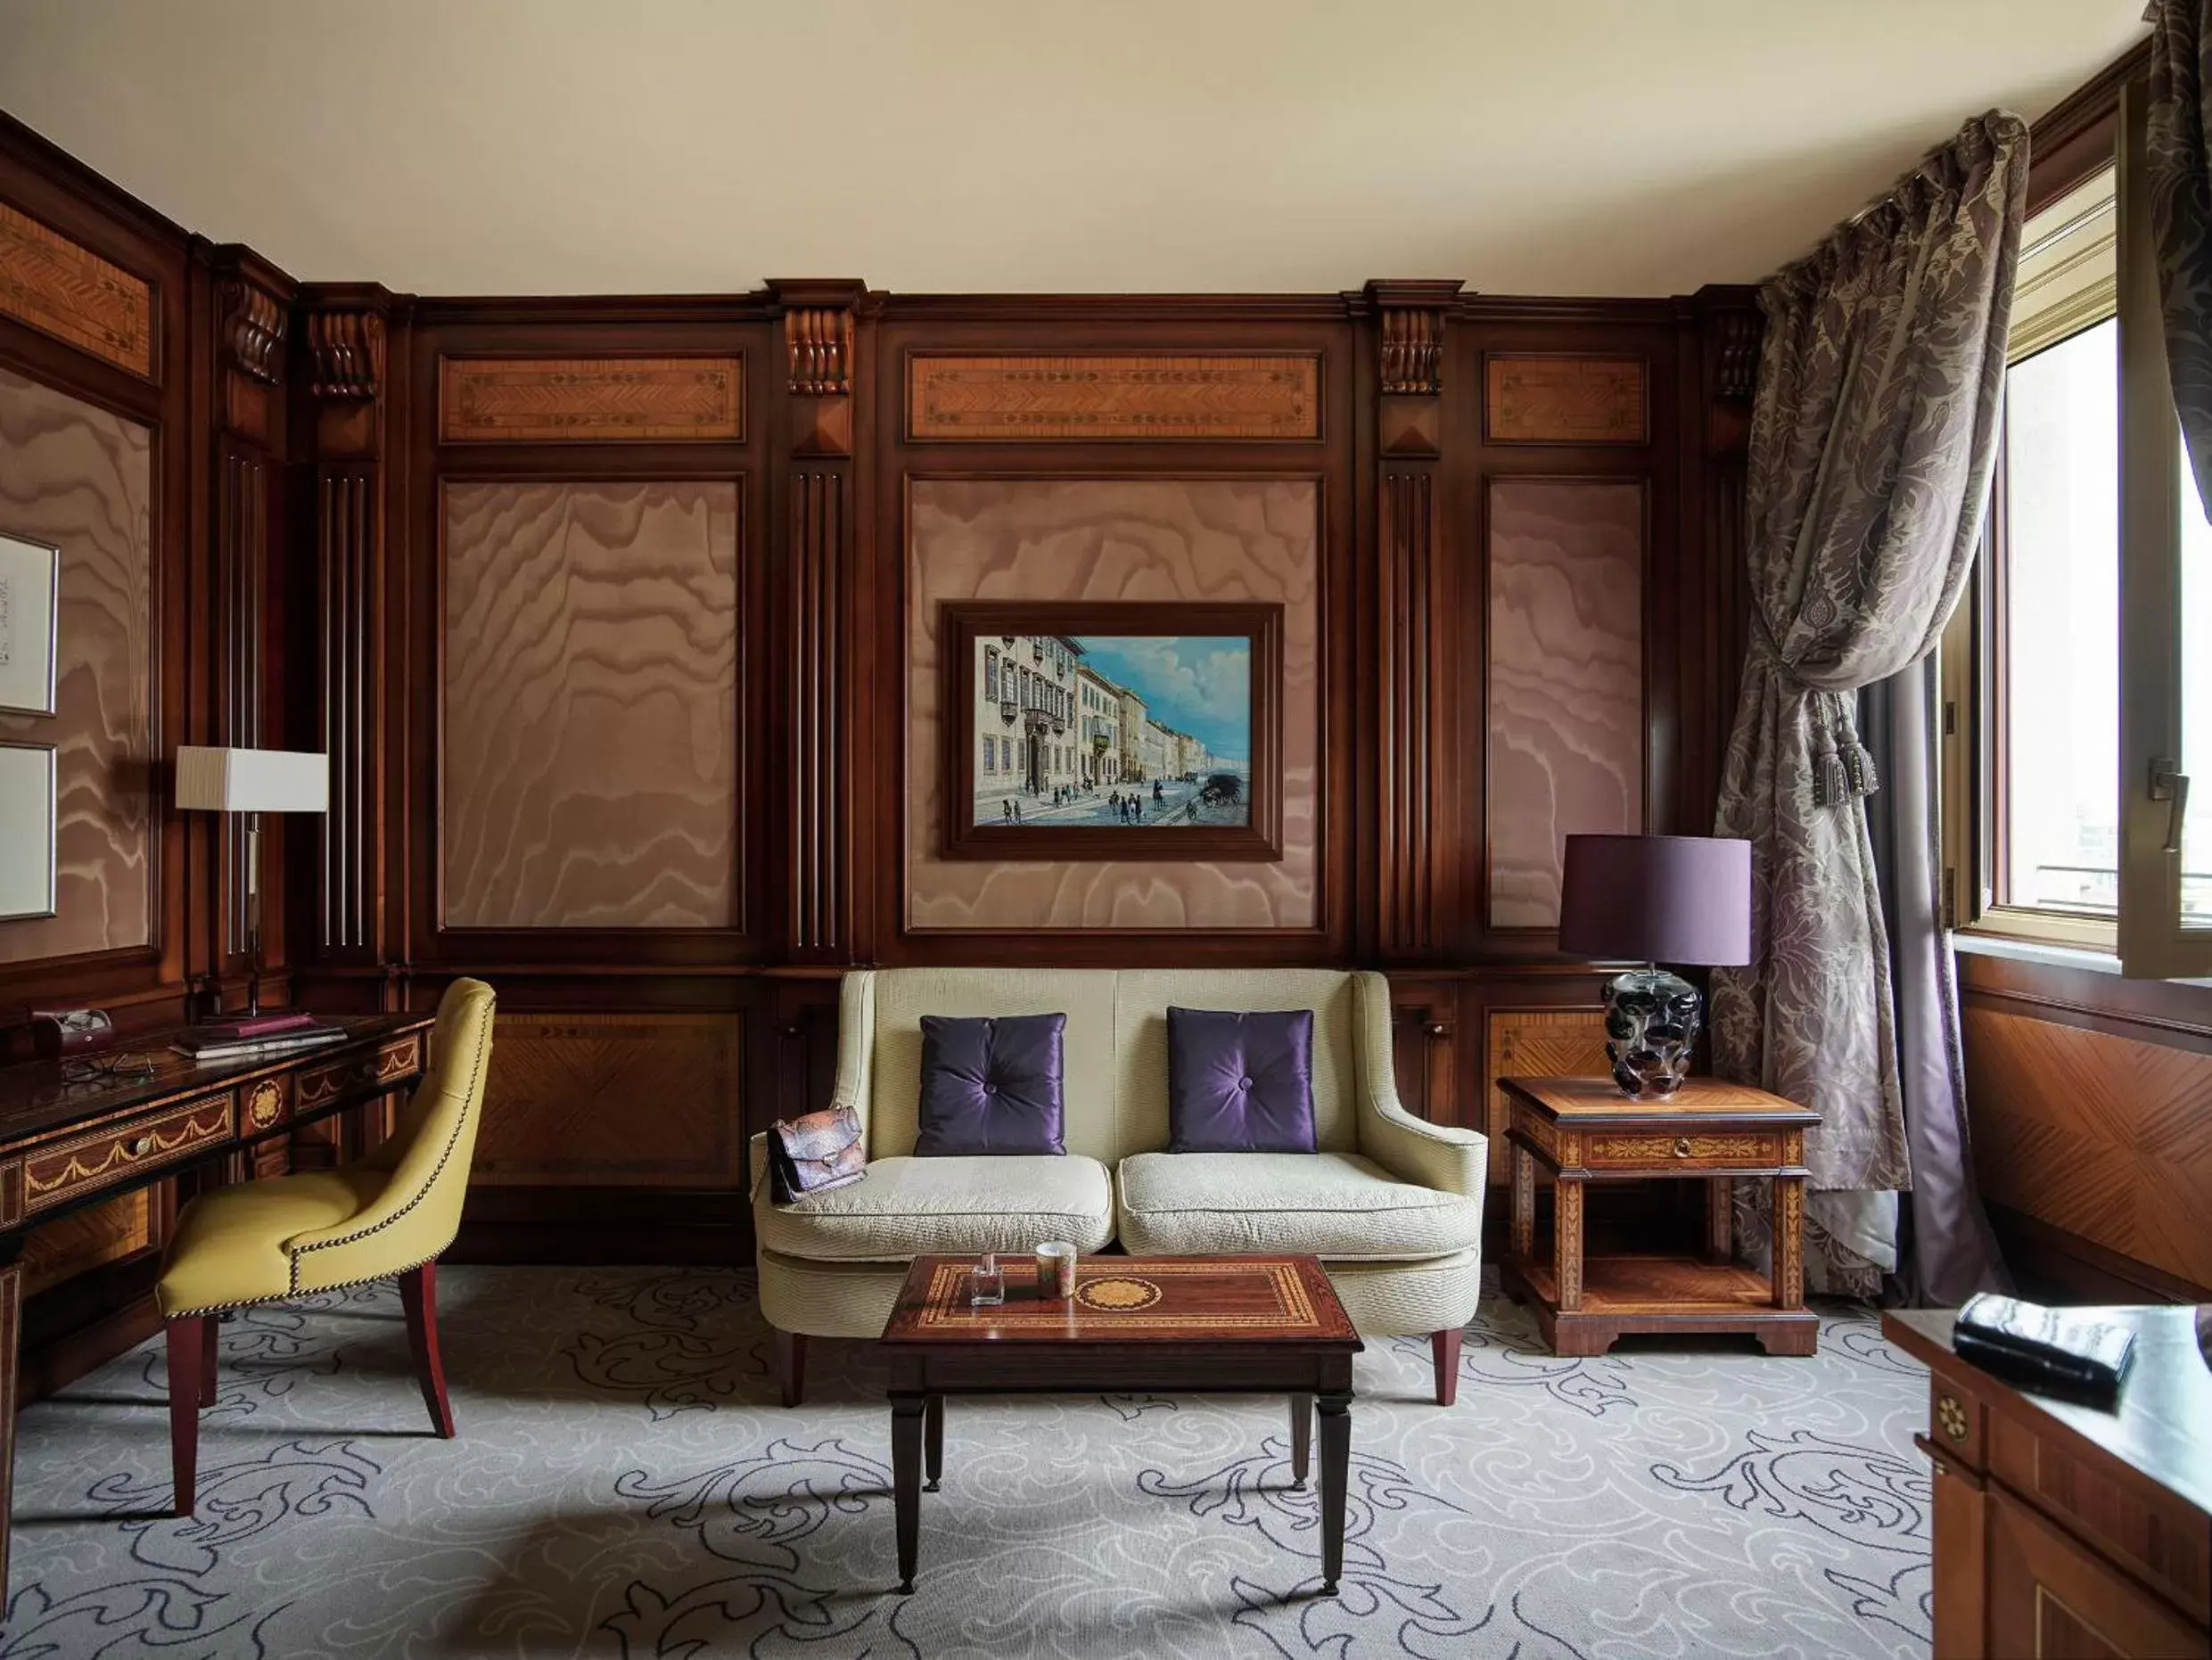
[{"xmin": 879, "ymin": 1253, "xmax": 1362, "ymax": 1596}]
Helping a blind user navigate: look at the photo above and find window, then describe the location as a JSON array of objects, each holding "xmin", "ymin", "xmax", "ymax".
[
  {"xmin": 1946, "ymin": 80, "xmax": 2212, "ymax": 974},
  {"xmin": 984, "ymin": 646, "xmax": 1000, "ymax": 703}
]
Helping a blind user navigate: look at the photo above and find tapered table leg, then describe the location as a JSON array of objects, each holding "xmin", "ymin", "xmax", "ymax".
[
  {"xmin": 924, "ymin": 1394, "xmax": 943, "ymax": 1492},
  {"xmin": 0, "ymin": 1240, "xmax": 21, "ymax": 1593},
  {"xmin": 891, "ymin": 1393, "xmax": 924, "ymax": 1592},
  {"xmin": 1289, "ymin": 1393, "xmax": 1312, "ymax": 1488},
  {"xmin": 1316, "ymin": 1392, "xmax": 1352, "ymax": 1596}
]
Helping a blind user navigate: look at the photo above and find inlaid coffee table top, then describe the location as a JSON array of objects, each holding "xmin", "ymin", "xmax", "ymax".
[
  {"xmin": 881, "ymin": 1253, "xmax": 1359, "ymax": 1346},
  {"xmin": 1499, "ymin": 1075, "xmax": 1819, "ymax": 1129}
]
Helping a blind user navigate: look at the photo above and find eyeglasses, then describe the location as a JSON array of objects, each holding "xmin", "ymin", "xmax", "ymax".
[{"xmin": 60, "ymin": 1051, "xmax": 160, "ymax": 1086}]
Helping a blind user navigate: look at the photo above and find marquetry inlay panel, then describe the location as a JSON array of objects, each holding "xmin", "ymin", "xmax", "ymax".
[
  {"xmin": 23, "ymin": 1190, "xmax": 152, "ymax": 1298},
  {"xmin": 1485, "ymin": 1008, "xmax": 1608, "ymax": 1181},
  {"xmin": 1583, "ymin": 1132, "xmax": 1779, "ymax": 1168},
  {"xmin": 907, "ymin": 354, "xmax": 1320, "ymax": 441},
  {"xmin": 1964, "ymin": 1006, "xmax": 2212, "ymax": 1289},
  {"xmin": 23, "ymin": 1097, "xmax": 233, "ymax": 1213},
  {"xmin": 1485, "ymin": 355, "xmax": 1647, "ymax": 445},
  {"xmin": 439, "ymin": 357, "xmax": 744, "ymax": 442},
  {"xmin": 0, "ymin": 201, "xmax": 153, "ymax": 378},
  {"xmin": 473, "ymin": 1014, "xmax": 744, "ymax": 1187}
]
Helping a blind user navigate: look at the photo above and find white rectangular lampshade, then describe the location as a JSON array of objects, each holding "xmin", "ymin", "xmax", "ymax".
[{"xmin": 173, "ymin": 746, "xmax": 329, "ymax": 814}]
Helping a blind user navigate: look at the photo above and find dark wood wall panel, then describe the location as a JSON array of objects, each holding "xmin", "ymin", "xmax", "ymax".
[
  {"xmin": 440, "ymin": 479, "xmax": 740, "ymax": 931},
  {"xmin": 1961, "ymin": 953, "xmax": 2212, "ymax": 1301},
  {"xmin": 473, "ymin": 1013, "xmax": 744, "ymax": 1186}
]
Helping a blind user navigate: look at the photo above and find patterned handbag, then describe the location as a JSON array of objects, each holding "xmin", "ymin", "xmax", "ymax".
[{"xmin": 769, "ymin": 1103, "xmax": 867, "ymax": 1203}]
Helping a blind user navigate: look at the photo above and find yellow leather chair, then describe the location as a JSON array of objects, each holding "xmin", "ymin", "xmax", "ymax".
[{"xmin": 155, "ymin": 977, "xmax": 496, "ymax": 1516}]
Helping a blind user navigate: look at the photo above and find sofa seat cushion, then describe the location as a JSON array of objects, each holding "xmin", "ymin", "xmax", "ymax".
[
  {"xmin": 1116, "ymin": 1151, "xmax": 1481, "ymax": 1261},
  {"xmin": 756, "ymin": 1154, "xmax": 1114, "ymax": 1263}
]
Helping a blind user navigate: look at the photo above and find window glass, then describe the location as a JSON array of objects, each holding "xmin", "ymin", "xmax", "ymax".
[
  {"xmin": 2183, "ymin": 447, "xmax": 2211, "ymax": 924},
  {"xmin": 2002, "ymin": 318, "xmax": 2120, "ymax": 915}
]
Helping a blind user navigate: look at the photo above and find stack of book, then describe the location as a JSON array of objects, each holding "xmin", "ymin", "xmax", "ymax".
[{"xmin": 171, "ymin": 1012, "xmax": 348, "ymax": 1064}]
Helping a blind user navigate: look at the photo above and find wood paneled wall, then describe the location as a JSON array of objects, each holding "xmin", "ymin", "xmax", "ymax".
[
  {"xmin": 1960, "ymin": 953, "xmax": 2212, "ymax": 1303},
  {"xmin": 0, "ymin": 113, "xmax": 295, "ymax": 1390},
  {"xmin": 0, "ymin": 106, "xmax": 1763, "ymax": 1327}
]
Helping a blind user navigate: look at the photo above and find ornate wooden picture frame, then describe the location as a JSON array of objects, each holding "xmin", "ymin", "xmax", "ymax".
[{"xmin": 942, "ymin": 600, "xmax": 1284, "ymax": 863}]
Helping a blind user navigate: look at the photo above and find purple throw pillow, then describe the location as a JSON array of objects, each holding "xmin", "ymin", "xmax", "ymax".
[
  {"xmin": 1167, "ymin": 1007, "xmax": 1317, "ymax": 1154},
  {"xmin": 915, "ymin": 1013, "xmax": 1067, "ymax": 1156}
]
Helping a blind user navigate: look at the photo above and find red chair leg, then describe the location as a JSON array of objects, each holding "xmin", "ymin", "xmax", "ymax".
[
  {"xmin": 200, "ymin": 1316, "xmax": 218, "ymax": 1407},
  {"xmin": 165, "ymin": 1317, "xmax": 205, "ymax": 1515},
  {"xmin": 1431, "ymin": 1327, "xmax": 1462, "ymax": 1407},
  {"xmin": 399, "ymin": 1261, "xmax": 456, "ymax": 1439},
  {"xmin": 774, "ymin": 1328, "xmax": 806, "ymax": 1408}
]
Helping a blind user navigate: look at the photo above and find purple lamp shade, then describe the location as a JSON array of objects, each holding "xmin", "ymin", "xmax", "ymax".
[{"xmin": 1556, "ymin": 834, "xmax": 1752, "ymax": 966}]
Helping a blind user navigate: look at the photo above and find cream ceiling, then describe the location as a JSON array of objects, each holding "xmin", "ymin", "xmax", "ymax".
[{"xmin": 0, "ymin": 0, "xmax": 2147, "ymax": 298}]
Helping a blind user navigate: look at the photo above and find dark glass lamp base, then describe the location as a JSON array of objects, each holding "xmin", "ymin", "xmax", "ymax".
[{"xmin": 1601, "ymin": 966, "xmax": 1702, "ymax": 1098}]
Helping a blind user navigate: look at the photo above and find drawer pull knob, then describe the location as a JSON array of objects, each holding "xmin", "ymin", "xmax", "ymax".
[
  {"xmin": 1672, "ymin": 1138, "xmax": 1693, "ymax": 1158},
  {"xmin": 128, "ymin": 1135, "xmax": 152, "ymax": 1157}
]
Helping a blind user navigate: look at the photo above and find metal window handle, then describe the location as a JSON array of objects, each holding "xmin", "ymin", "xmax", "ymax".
[{"xmin": 2152, "ymin": 758, "xmax": 2191, "ymax": 855}]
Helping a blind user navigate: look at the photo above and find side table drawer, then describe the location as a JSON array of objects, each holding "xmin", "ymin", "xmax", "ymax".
[
  {"xmin": 24, "ymin": 1094, "xmax": 235, "ymax": 1213},
  {"xmin": 298, "ymin": 1034, "xmax": 423, "ymax": 1112},
  {"xmin": 1582, "ymin": 1130, "xmax": 1785, "ymax": 1171}
]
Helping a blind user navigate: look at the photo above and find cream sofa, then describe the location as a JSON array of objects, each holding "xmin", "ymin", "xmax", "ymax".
[{"xmin": 750, "ymin": 968, "xmax": 1487, "ymax": 1405}]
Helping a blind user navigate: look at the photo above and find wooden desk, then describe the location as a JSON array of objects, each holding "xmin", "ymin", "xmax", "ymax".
[
  {"xmin": 1886, "ymin": 1305, "xmax": 2212, "ymax": 1659},
  {"xmin": 0, "ymin": 1012, "xmax": 433, "ymax": 1590},
  {"xmin": 1495, "ymin": 1074, "xmax": 1820, "ymax": 1357}
]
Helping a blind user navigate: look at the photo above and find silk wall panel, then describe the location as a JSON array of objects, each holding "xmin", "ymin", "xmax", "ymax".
[
  {"xmin": 906, "ymin": 478, "xmax": 1319, "ymax": 931},
  {"xmin": 441, "ymin": 480, "xmax": 739, "ymax": 929},
  {"xmin": 0, "ymin": 364, "xmax": 152, "ymax": 965},
  {"xmin": 1486, "ymin": 477, "xmax": 1644, "ymax": 928}
]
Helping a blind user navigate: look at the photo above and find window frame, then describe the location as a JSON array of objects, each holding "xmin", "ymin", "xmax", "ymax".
[{"xmin": 1943, "ymin": 74, "xmax": 2212, "ymax": 977}]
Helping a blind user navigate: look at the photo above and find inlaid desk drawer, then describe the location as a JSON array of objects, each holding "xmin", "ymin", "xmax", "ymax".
[
  {"xmin": 24, "ymin": 1094, "xmax": 235, "ymax": 1213},
  {"xmin": 298, "ymin": 1034, "xmax": 423, "ymax": 1112},
  {"xmin": 1578, "ymin": 1130, "xmax": 1787, "ymax": 1171}
]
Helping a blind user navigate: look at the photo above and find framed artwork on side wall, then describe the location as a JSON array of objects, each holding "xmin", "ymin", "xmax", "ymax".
[
  {"xmin": 0, "ymin": 741, "xmax": 58, "ymax": 921},
  {"xmin": 0, "ymin": 532, "xmax": 60, "ymax": 717},
  {"xmin": 942, "ymin": 600, "xmax": 1284, "ymax": 862}
]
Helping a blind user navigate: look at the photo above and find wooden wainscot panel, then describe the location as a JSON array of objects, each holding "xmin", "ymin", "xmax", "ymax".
[
  {"xmin": 0, "ymin": 199, "xmax": 154, "ymax": 379},
  {"xmin": 1485, "ymin": 1008, "xmax": 1608, "ymax": 1181},
  {"xmin": 907, "ymin": 353, "xmax": 1321, "ymax": 442},
  {"xmin": 473, "ymin": 1014, "xmax": 744, "ymax": 1187},
  {"xmin": 1485, "ymin": 355, "xmax": 1648, "ymax": 445},
  {"xmin": 1964, "ymin": 1006, "xmax": 2212, "ymax": 1291},
  {"xmin": 23, "ymin": 1190, "xmax": 152, "ymax": 1298},
  {"xmin": 439, "ymin": 357, "xmax": 744, "ymax": 442}
]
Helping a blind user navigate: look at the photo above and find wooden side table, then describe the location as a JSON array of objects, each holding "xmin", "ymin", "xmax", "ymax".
[{"xmin": 1495, "ymin": 1074, "xmax": 1821, "ymax": 1357}]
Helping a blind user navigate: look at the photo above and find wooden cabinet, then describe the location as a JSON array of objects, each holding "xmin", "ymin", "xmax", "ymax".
[{"xmin": 1887, "ymin": 1306, "xmax": 2212, "ymax": 1660}]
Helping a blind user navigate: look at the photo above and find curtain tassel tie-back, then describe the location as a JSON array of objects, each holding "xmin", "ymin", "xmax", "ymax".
[{"xmin": 1811, "ymin": 693, "xmax": 1879, "ymax": 807}]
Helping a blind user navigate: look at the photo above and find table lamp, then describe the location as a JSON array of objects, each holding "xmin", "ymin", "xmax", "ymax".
[
  {"xmin": 174, "ymin": 746, "xmax": 329, "ymax": 1016},
  {"xmin": 1557, "ymin": 834, "xmax": 1753, "ymax": 1098}
]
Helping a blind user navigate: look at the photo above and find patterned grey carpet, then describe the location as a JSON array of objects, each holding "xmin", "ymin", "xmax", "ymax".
[{"xmin": 0, "ymin": 1267, "xmax": 1932, "ymax": 1659}]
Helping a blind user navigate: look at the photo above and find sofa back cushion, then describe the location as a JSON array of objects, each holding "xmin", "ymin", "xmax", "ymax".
[
  {"xmin": 1114, "ymin": 970, "xmax": 1359, "ymax": 1155},
  {"xmin": 868, "ymin": 970, "xmax": 1119, "ymax": 1160}
]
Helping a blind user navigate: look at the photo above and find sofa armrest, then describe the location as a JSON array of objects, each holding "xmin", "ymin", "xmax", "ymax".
[{"xmin": 1350, "ymin": 973, "xmax": 1488, "ymax": 1198}]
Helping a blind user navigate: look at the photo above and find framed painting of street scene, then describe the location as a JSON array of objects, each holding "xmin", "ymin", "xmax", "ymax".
[{"xmin": 942, "ymin": 600, "xmax": 1283, "ymax": 862}]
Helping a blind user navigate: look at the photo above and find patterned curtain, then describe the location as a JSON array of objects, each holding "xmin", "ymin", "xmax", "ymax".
[
  {"xmin": 1711, "ymin": 112, "xmax": 2027, "ymax": 1294},
  {"xmin": 2151, "ymin": 0, "xmax": 2212, "ymax": 522}
]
